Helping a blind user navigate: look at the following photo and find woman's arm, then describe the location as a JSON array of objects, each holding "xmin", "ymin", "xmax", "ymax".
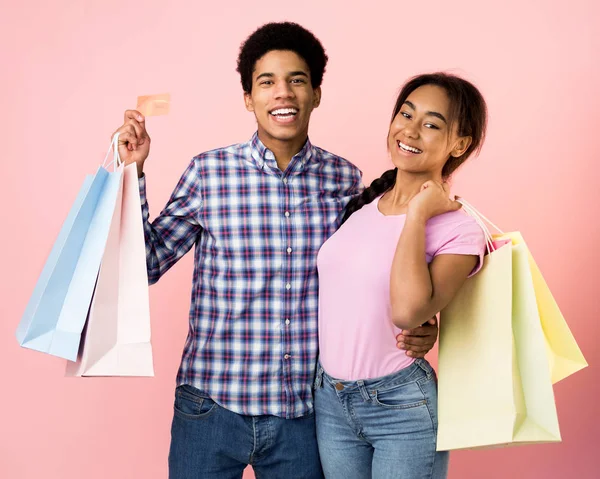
[
  {"xmin": 390, "ymin": 214, "xmax": 477, "ymax": 329},
  {"xmin": 389, "ymin": 181, "xmax": 479, "ymax": 329}
]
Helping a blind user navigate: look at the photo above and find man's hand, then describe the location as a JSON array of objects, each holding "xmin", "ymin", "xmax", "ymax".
[
  {"xmin": 396, "ymin": 317, "xmax": 439, "ymax": 358},
  {"xmin": 112, "ymin": 110, "xmax": 151, "ymax": 178}
]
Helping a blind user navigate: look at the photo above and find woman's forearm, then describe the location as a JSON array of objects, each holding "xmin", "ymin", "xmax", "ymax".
[{"xmin": 390, "ymin": 212, "xmax": 437, "ymax": 329}]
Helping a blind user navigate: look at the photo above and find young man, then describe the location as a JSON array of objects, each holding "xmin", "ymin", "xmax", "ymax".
[{"xmin": 113, "ymin": 22, "xmax": 439, "ymax": 478}]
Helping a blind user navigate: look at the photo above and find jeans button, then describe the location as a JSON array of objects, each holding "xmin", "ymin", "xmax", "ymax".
[{"xmin": 335, "ymin": 383, "xmax": 344, "ymax": 391}]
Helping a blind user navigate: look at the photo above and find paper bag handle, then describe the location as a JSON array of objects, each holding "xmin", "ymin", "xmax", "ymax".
[
  {"xmin": 101, "ymin": 133, "xmax": 123, "ymax": 171},
  {"xmin": 456, "ymin": 198, "xmax": 505, "ymax": 255}
]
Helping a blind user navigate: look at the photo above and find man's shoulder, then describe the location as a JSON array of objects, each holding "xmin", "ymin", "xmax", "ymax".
[
  {"xmin": 311, "ymin": 145, "xmax": 362, "ymax": 177},
  {"xmin": 192, "ymin": 140, "xmax": 249, "ymax": 163}
]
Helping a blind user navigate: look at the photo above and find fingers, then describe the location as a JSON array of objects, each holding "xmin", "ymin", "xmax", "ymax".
[
  {"xmin": 398, "ymin": 334, "xmax": 435, "ymax": 347},
  {"xmin": 113, "ymin": 124, "xmax": 142, "ymax": 151},
  {"xmin": 123, "ymin": 110, "xmax": 147, "ymax": 142},
  {"xmin": 405, "ymin": 351, "xmax": 426, "ymax": 358},
  {"xmin": 113, "ymin": 110, "xmax": 150, "ymax": 151},
  {"xmin": 124, "ymin": 109, "xmax": 145, "ymax": 123},
  {"xmin": 396, "ymin": 337, "xmax": 431, "ymax": 357},
  {"xmin": 400, "ymin": 321, "xmax": 438, "ymax": 338},
  {"xmin": 400, "ymin": 342, "xmax": 432, "ymax": 353}
]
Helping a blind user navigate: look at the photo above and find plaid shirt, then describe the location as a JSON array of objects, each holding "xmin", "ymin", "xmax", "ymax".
[{"xmin": 140, "ymin": 133, "xmax": 362, "ymax": 418}]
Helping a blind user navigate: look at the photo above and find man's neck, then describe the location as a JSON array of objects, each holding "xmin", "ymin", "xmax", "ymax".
[{"xmin": 257, "ymin": 130, "xmax": 308, "ymax": 172}]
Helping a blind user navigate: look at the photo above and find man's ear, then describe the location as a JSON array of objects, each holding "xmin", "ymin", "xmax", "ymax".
[
  {"xmin": 244, "ymin": 92, "xmax": 254, "ymax": 112},
  {"xmin": 313, "ymin": 87, "xmax": 322, "ymax": 109}
]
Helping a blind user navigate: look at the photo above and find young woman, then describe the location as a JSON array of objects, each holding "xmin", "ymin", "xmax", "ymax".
[{"xmin": 314, "ymin": 73, "xmax": 488, "ymax": 479}]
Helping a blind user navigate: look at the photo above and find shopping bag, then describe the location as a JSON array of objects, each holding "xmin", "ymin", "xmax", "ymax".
[
  {"xmin": 16, "ymin": 142, "xmax": 123, "ymax": 361},
  {"xmin": 458, "ymin": 204, "xmax": 587, "ymax": 383},
  {"xmin": 66, "ymin": 162, "xmax": 154, "ymax": 376},
  {"xmin": 505, "ymin": 232, "xmax": 588, "ymax": 383},
  {"xmin": 436, "ymin": 200, "xmax": 583, "ymax": 450}
]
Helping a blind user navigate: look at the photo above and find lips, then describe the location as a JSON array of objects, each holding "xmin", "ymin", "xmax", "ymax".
[{"xmin": 397, "ymin": 140, "xmax": 423, "ymax": 154}]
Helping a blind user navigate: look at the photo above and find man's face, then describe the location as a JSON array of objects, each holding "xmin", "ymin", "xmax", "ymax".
[{"xmin": 244, "ymin": 50, "xmax": 321, "ymax": 146}]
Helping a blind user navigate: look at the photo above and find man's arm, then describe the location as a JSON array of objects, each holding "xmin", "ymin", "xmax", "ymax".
[
  {"xmin": 139, "ymin": 163, "xmax": 203, "ymax": 284},
  {"xmin": 114, "ymin": 110, "xmax": 202, "ymax": 285}
]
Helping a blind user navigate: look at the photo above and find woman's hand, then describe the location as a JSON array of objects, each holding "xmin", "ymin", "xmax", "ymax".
[{"xmin": 407, "ymin": 180, "xmax": 461, "ymax": 220}]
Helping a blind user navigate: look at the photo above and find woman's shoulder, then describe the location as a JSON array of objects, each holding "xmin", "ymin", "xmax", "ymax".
[{"xmin": 428, "ymin": 210, "xmax": 479, "ymax": 231}]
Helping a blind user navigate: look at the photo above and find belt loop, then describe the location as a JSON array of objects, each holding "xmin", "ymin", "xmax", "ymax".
[
  {"xmin": 415, "ymin": 359, "xmax": 433, "ymax": 379},
  {"xmin": 357, "ymin": 380, "xmax": 371, "ymax": 402},
  {"xmin": 314, "ymin": 364, "xmax": 324, "ymax": 389}
]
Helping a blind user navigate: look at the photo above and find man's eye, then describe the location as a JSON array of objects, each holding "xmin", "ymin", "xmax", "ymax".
[
  {"xmin": 261, "ymin": 81, "xmax": 273, "ymax": 85},
  {"xmin": 291, "ymin": 78, "xmax": 305, "ymax": 84}
]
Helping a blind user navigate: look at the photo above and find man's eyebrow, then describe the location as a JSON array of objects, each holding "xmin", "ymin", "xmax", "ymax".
[
  {"xmin": 256, "ymin": 72, "xmax": 274, "ymax": 81},
  {"xmin": 403, "ymin": 100, "xmax": 447, "ymax": 123},
  {"xmin": 255, "ymin": 71, "xmax": 309, "ymax": 81}
]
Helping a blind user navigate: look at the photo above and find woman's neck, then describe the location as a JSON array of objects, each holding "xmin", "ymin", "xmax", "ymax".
[{"xmin": 381, "ymin": 170, "xmax": 443, "ymax": 214}]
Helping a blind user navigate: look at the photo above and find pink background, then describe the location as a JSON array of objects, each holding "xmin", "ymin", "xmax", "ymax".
[{"xmin": 1, "ymin": 1, "xmax": 598, "ymax": 478}]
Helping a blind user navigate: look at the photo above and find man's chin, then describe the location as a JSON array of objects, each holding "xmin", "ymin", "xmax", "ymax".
[{"xmin": 261, "ymin": 127, "xmax": 306, "ymax": 143}]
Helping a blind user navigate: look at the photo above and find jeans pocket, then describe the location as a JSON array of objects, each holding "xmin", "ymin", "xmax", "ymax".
[
  {"xmin": 373, "ymin": 382, "xmax": 427, "ymax": 410},
  {"xmin": 174, "ymin": 385, "xmax": 218, "ymax": 420}
]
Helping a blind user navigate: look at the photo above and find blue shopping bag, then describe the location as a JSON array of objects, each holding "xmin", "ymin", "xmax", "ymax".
[{"xmin": 17, "ymin": 138, "xmax": 124, "ymax": 361}]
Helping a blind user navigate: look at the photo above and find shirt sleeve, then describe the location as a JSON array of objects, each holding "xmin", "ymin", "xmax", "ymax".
[
  {"xmin": 434, "ymin": 217, "xmax": 487, "ymax": 277},
  {"xmin": 332, "ymin": 164, "xmax": 365, "ymax": 231},
  {"xmin": 139, "ymin": 158, "xmax": 203, "ymax": 285}
]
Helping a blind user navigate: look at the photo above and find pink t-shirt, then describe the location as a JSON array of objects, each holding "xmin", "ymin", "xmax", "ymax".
[{"xmin": 317, "ymin": 195, "xmax": 486, "ymax": 380}]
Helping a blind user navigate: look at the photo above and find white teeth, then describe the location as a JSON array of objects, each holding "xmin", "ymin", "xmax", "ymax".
[
  {"xmin": 271, "ymin": 108, "xmax": 298, "ymax": 116},
  {"xmin": 398, "ymin": 141, "xmax": 422, "ymax": 154}
]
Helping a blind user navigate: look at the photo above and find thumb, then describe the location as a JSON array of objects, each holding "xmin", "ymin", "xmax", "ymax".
[{"xmin": 453, "ymin": 195, "xmax": 463, "ymax": 210}]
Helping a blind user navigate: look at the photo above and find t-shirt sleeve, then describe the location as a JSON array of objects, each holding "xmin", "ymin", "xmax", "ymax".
[{"xmin": 434, "ymin": 217, "xmax": 487, "ymax": 277}]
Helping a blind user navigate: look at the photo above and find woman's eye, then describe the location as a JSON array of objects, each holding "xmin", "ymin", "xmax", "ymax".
[
  {"xmin": 425, "ymin": 123, "xmax": 440, "ymax": 130},
  {"xmin": 401, "ymin": 112, "xmax": 411, "ymax": 119}
]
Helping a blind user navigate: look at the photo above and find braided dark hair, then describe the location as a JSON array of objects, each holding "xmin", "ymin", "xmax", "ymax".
[
  {"xmin": 342, "ymin": 72, "xmax": 487, "ymax": 224},
  {"xmin": 341, "ymin": 168, "xmax": 397, "ymax": 224}
]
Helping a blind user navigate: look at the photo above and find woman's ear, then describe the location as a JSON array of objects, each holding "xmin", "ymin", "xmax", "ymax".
[{"xmin": 450, "ymin": 136, "xmax": 472, "ymax": 158}]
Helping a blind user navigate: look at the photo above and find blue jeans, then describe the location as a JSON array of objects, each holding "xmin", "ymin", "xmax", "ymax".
[
  {"xmin": 314, "ymin": 359, "xmax": 449, "ymax": 479},
  {"xmin": 168, "ymin": 384, "xmax": 324, "ymax": 478}
]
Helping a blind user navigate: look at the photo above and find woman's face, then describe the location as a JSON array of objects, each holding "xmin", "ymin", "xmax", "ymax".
[{"xmin": 387, "ymin": 84, "xmax": 471, "ymax": 177}]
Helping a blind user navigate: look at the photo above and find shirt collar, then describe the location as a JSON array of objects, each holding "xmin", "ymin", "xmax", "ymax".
[{"xmin": 249, "ymin": 132, "xmax": 315, "ymax": 173}]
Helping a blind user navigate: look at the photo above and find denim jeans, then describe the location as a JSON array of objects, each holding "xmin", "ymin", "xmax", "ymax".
[
  {"xmin": 314, "ymin": 359, "xmax": 449, "ymax": 479},
  {"xmin": 168, "ymin": 384, "xmax": 324, "ymax": 479}
]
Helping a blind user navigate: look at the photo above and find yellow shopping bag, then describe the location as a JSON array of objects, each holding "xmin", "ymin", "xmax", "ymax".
[
  {"xmin": 436, "ymin": 201, "xmax": 586, "ymax": 451},
  {"xmin": 506, "ymin": 232, "xmax": 587, "ymax": 383}
]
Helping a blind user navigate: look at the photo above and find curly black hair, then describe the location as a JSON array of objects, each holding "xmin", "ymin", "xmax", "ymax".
[{"xmin": 236, "ymin": 22, "xmax": 328, "ymax": 94}]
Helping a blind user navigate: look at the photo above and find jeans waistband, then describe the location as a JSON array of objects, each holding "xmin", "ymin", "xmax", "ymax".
[{"xmin": 315, "ymin": 359, "xmax": 433, "ymax": 394}]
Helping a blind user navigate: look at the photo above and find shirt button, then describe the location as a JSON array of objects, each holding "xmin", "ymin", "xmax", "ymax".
[
  {"xmin": 285, "ymin": 283, "xmax": 291, "ymax": 290},
  {"xmin": 285, "ymin": 319, "xmax": 290, "ymax": 325},
  {"xmin": 286, "ymin": 247, "xmax": 292, "ymax": 254},
  {"xmin": 284, "ymin": 354, "xmax": 291, "ymax": 360},
  {"xmin": 283, "ymin": 178, "xmax": 288, "ymax": 184},
  {"xmin": 284, "ymin": 211, "xmax": 290, "ymax": 217}
]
